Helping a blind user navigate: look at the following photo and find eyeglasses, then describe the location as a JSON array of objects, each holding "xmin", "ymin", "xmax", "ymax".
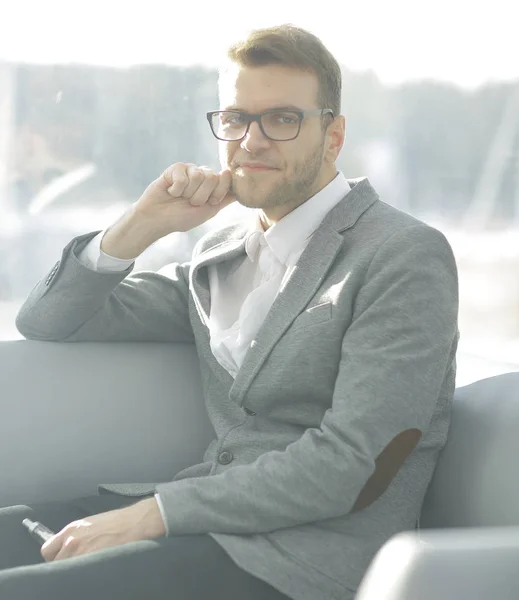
[{"xmin": 206, "ymin": 108, "xmax": 334, "ymax": 142}]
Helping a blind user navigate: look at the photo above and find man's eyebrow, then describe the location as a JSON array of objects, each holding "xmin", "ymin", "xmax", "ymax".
[{"xmin": 222, "ymin": 104, "xmax": 305, "ymax": 112}]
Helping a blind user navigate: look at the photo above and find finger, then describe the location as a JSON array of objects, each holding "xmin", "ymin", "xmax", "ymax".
[
  {"xmin": 179, "ymin": 164, "xmax": 207, "ymax": 200},
  {"xmin": 208, "ymin": 169, "xmax": 232, "ymax": 205},
  {"xmin": 188, "ymin": 167, "xmax": 220, "ymax": 206},
  {"xmin": 164, "ymin": 163, "xmax": 190, "ymax": 197},
  {"xmin": 53, "ymin": 535, "xmax": 80, "ymax": 562},
  {"xmin": 41, "ymin": 533, "xmax": 63, "ymax": 562}
]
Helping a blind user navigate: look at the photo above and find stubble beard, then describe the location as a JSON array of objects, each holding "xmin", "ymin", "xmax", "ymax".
[{"xmin": 230, "ymin": 141, "xmax": 325, "ymax": 213}]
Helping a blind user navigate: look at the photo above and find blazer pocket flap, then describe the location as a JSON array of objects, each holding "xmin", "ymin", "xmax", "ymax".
[{"xmin": 291, "ymin": 301, "xmax": 332, "ymax": 330}]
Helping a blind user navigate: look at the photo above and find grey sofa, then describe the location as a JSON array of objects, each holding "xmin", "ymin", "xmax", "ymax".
[{"xmin": 1, "ymin": 339, "xmax": 518, "ymax": 598}]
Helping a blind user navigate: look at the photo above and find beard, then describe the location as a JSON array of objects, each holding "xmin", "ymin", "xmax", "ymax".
[{"xmin": 230, "ymin": 140, "xmax": 325, "ymax": 212}]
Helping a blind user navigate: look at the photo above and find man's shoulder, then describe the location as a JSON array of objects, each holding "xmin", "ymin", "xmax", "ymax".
[
  {"xmin": 351, "ymin": 199, "xmax": 458, "ymax": 285},
  {"xmin": 325, "ymin": 177, "xmax": 447, "ymax": 249},
  {"xmin": 366, "ymin": 193, "xmax": 432, "ymax": 229},
  {"xmin": 358, "ymin": 196, "xmax": 452, "ymax": 252}
]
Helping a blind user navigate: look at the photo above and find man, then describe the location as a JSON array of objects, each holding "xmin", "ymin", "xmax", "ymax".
[{"xmin": 5, "ymin": 24, "xmax": 459, "ymax": 600}]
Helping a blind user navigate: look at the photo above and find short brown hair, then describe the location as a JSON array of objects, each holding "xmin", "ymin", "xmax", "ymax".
[{"xmin": 222, "ymin": 24, "xmax": 342, "ymax": 119}]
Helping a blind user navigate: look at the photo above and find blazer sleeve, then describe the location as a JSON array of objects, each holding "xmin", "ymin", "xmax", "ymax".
[
  {"xmin": 155, "ymin": 224, "xmax": 459, "ymax": 535},
  {"xmin": 15, "ymin": 230, "xmax": 194, "ymax": 343}
]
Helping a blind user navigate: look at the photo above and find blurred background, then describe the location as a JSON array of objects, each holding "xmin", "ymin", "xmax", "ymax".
[{"xmin": 0, "ymin": 0, "xmax": 518, "ymax": 385}]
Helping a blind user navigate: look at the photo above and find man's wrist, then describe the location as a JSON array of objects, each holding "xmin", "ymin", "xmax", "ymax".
[
  {"xmin": 101, "ymin": 206, "xmax": 159, "ymax": 260},
  {"xmin": 154, "ymin": 493, "xmax": 169, "ymax": 534},
  {"xmin": 125, "ymin": 497, "xmax": 167, "ymax": 539}
]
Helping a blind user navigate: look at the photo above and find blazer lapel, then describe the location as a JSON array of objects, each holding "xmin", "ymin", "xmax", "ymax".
[
  {"xmin": 189, "ymin": 234, "xmax": 248, "ymax": 330},
  {"xmin": 190, "ymin": 177, "xmax": 379, "ymax": 406}
]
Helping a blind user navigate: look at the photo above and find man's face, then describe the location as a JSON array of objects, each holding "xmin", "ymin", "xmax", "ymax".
[{"xmin": 217, "ymin": 64, "xmax": 340, "ymax": 222}]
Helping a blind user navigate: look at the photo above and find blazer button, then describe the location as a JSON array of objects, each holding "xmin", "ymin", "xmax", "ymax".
[{"xmin": 218, "ymin": 451, "xmax": 233, "ymax": 465}]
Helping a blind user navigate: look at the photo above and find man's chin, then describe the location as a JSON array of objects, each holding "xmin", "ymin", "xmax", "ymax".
[
  {"xmin": 233, "ymin": 184, "xmax": 272, "ymax": 209},
  {"xmin": 234, "ymin": 196, "xmax": 266, "ymax": 210}
]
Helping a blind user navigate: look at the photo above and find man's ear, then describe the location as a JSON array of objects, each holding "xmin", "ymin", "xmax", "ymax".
[{"xmin": 324, "ymin": 115, "xmax": 345, "ymax": 163}]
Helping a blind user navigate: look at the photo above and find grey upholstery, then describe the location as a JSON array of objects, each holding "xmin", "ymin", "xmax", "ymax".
[
  {"xmin": 1, "ymin": 339, "xmax": 518, "ymax": 599},
  {"xmin": 421, "ymin": 371, "xmax": 519, "ymax": 528},
  {"xmin": 355, "ymin": 527, "xmax": 519, "ymax": 600},
  {"xmin": 0, "ymin": 341, "xmax": 215, "ymax": 507}
]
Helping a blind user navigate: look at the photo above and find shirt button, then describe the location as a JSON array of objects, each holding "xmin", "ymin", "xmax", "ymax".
[{"xmin": 218, "ymin": 451, "xmax": 234, "ymax": 465}]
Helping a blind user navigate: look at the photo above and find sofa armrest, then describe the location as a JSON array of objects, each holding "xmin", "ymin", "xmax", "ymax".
[
  {"xmin": 356, "ymin": 527, "xmax": 519, "ymax": 600},
  {"xmin": 0, "ymin": 340, "xmax": 214, "ymax": 507}
]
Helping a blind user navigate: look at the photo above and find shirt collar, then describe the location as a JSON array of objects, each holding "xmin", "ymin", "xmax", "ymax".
[{"xmin": 245, "ymin": 171, "xmax": 351, "ymax": 266}]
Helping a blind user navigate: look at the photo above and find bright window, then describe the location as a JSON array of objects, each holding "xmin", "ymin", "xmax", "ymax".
[{"xmin": 1, "ymin": 1, "xmax": 518, "ymax": 384}]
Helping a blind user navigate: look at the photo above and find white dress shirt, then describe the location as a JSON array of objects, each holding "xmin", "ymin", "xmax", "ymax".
[
  {"xmin": 207, "ymin": 172, "xmax": 351, "ymax": 377},
  {"xmin": 76, "ymin": 170, "xmax": 351, "ymax": 525}
]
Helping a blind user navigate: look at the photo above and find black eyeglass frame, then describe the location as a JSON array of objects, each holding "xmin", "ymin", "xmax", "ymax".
[{"xmin": 206, "ymin": 108, "xmax": 335, "ymax": 142}]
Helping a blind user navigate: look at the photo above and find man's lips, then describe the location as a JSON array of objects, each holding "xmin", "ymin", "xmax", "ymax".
[{"xmin": 239, "ymin": 163, "xmax": 278, "ymax": 171}]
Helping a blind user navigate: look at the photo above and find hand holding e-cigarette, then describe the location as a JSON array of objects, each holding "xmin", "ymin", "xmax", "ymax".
[{"xmin": 22, "ymin": 518, "xmax": 56, "ymax": 546}]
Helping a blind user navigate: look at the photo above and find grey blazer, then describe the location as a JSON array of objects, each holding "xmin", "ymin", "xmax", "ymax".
[{"xmin": 16, "ymin": 177, "xmax": 460, "ymax": 600}]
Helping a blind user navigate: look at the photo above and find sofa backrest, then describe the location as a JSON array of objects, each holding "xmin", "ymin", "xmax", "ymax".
[
  {"xmin": 2, "ymin": 338, "xmax": 519, "ymax": 527},
  {"xmin": 0, "ymin": 340, "xmax": 215, "ymax": 506},
  {"xmin": 421, "ymin": 371, "xmax": 519, "ymax": 529}
]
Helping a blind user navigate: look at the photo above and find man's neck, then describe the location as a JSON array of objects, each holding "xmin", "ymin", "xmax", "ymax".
[{"xmin": 258, "ymin": 167, "xmax": 338, "ymax": 231}]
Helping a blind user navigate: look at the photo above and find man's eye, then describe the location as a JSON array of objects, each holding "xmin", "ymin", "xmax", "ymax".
[
  {"xmin": 273, "ymin": 113, "xmax": 298, "ymax": 124},
  {"xmin": 222, "ymin": 114, "xmax": 245, "ymax": 125}
]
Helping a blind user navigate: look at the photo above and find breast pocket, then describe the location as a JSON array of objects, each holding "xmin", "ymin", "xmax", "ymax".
[{"xmin": 290, "ymin": 301, "xmax": 333, "ymax": 331}]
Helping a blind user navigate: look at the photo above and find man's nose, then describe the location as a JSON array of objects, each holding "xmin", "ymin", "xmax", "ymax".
[{"xmin": 240, "ymin": 121, "xmax": 272, "ymax": 152}]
